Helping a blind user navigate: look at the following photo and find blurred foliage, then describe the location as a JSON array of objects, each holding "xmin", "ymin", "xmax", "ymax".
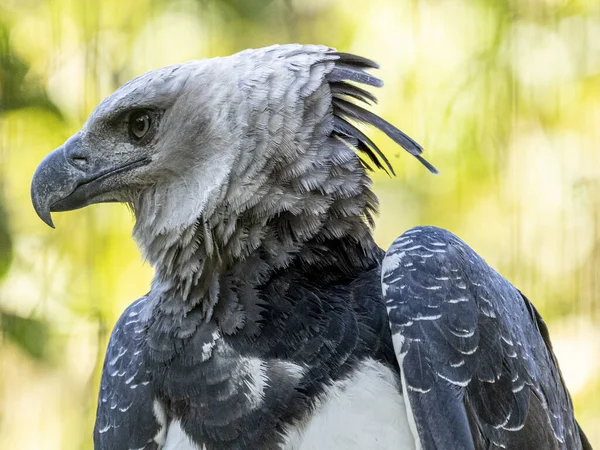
[
  {"xmin": 0, "ymin": 200, "xmax": 12, "ymax": 279},
  {"xmin": 0, "ymin": 21, "xmax": 61, "ymax": 115},
  {"xmin": 0, "ymin": 310, "xmax": 50, "ymax": 361},
  {"xmin": 0, "ymin": 20, "xmax": 56, "ymax": 365},
  {"xmin": 0, "ymin": 198, "xmax": 48, "ymax": 361},
  {"xmin": 0, "ymin": 0, "xmax": 599, "ymax": 448}
]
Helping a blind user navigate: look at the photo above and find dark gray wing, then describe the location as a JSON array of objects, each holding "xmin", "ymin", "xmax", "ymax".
[
  {"xmin": 381, "ymin": 226, "xmax": 590, "ymax": 450},
  {"xmin": 94, "ymin": 297, "xmax": 160, "ymax": 450}
]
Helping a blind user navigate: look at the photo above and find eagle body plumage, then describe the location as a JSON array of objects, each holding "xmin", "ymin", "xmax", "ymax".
[
  {"xmin": 97, "ymin": 254, "xmax": 416, "ymax": 450},
  {"xmin": 30, "ymin": 44, "xmax": 591, "ymax": 450}
]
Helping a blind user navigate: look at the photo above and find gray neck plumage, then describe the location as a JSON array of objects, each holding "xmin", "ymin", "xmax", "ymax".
[{"xmin": 131, "ymin": 135, "xmax": 380, "ymax": 320}]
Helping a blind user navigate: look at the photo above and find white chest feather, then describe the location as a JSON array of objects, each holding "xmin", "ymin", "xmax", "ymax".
[
  {"xmin": 162, "ymin": 420, "xmax": 199, "ymax": 450},
  {"xmin": 158, "ymin": 358, "xmax": 416, "ymax": 450},
  {"xmin": 280, "ymin": 358, "xmax": 417, "ymax": 450}
]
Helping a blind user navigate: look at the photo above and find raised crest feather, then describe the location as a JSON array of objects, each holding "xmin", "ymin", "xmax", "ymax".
[{"xmin": 327, "ymin": 53, "xmax": 438, "ymax": 175}]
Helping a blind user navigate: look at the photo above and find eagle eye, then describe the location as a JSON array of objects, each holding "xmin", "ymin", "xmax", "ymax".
[{"xmin": 129, "ymin": 111, "xmax": 151, "ymax": 141}]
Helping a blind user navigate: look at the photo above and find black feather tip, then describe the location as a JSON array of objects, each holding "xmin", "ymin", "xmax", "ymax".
[{"xmin": 328, "ymin": 52, "xmax": 438, "ymax": 175}]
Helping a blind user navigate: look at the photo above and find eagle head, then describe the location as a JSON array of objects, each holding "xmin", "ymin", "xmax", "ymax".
[
  {"xmin": 31, "ymin": 44, "xmax": 435, "ymax": 295},
  {"xmin": 31, "ymin": 53, "xmax": 254, "ymax": 231}
]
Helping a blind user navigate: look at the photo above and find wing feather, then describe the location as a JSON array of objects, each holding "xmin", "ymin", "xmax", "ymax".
[
  {"xmin": 94, "ymin": 297, "xmax": 159, "ymax": 450},
  {"xmin": 381, "ymin": 226, "xmax": 587, "ymax": 450}
]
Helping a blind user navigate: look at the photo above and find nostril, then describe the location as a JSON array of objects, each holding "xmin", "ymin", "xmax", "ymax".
[
  {"xmin": 69, "ymin": 156, "xmax": 89, "ymax": 169},
  {"xmin": 63, "ymin": 133, "xmax": 87, "ymax": 169}
]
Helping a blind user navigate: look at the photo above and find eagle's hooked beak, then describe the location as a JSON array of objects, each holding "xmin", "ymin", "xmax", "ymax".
[{"xmin": 31, "ymin": 133, "xmax": 150, "ymax": 228}]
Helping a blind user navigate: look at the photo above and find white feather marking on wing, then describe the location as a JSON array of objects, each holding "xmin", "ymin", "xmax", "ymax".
[
  {"xmin": 450, "ymin": 359, "xmax": 465, "ymax": 368},
  {"xmin": 392, "ymin": 333, "xmax": 423, "ymax": 450},
  {"xmin": 413, "ymin": 313, "xmax": 443, "ymax": 321},
  {"xmin": 450, "ymin": 328, "xmax": 475, "ymax": 338},
  {"xmin": 97, "ymin": 424, "xmax": 111, "ymax": 434},
  {"xmin": 424, "ymin": 285, "xmax": 442, "ymax": 291},
  {"xmin": 458, "ymin": 346, "xmax": 478, "ymax": 355},
  {"xmin": 381, "ymin": 251, "xmax": 406, "ymax": 277},
  {"xmin": 437, "ymin": 372, "xmax": 470, "ymax": 387}
]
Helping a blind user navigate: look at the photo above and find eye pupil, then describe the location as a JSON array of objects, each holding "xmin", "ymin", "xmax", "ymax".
[
  {"xmin": 135, "ymin": 117, "xmax": 145, "ymax": 130},
  {"xmin": 129, "ymin": 112, "xmax": 151, "ymax": 140}
]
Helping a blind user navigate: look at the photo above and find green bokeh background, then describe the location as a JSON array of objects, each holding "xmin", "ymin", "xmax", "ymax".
[{"xmin": 0, "ymin": 0, "xmax": 599, "ymax": 448}]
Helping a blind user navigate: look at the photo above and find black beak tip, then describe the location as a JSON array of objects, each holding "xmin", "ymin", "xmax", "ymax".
[
  {"xmin": 39, "ymin": 211, "xmax": 55, "ymax": 229},
  {"xmin": 31, "ymin": 196, "xmax": 56, "ymax": 229},
  {"xmin": 31, "ymin": 182, "xmax": 56, "ymax": 229}
]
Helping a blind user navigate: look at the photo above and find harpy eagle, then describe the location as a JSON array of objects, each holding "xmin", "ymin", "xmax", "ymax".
[{"xmin": 30, "ymin": 44, "xmax": 591, "ymax": 450}]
